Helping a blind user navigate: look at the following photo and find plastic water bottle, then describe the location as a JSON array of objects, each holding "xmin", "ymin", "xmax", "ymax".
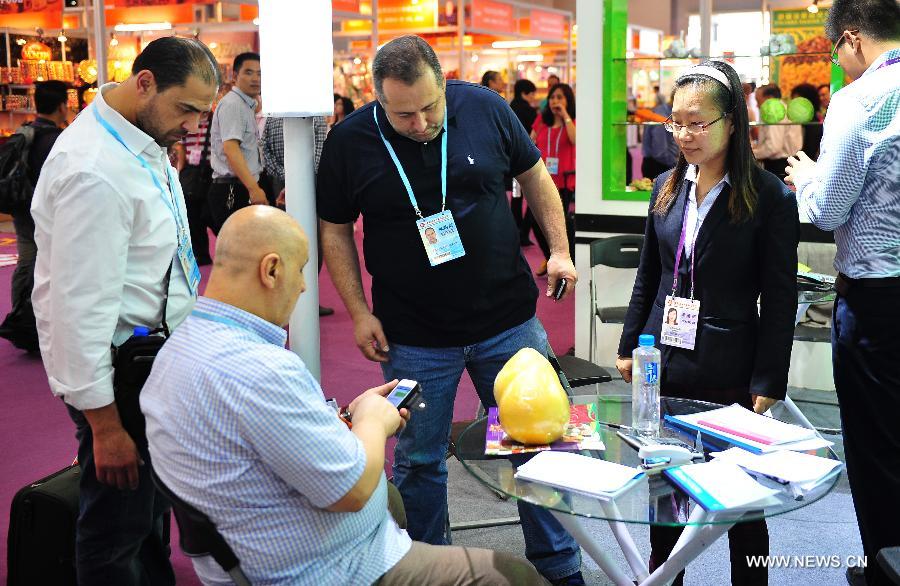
[{"xmin": 632, "ymin": 334, "xmax": 661, "ymax": 437}]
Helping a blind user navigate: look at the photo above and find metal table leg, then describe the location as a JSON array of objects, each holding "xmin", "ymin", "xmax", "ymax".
[
  {"xmin": 550, "ymin": 510, "xmax": 636, "ymax": 586},
  {"xmin": 601, "ymin": 501, "xmax": 649, "ymax": 583},
  {"xmin": 641, "ymin": 507, "xmax": 736, "ymax": 586}
]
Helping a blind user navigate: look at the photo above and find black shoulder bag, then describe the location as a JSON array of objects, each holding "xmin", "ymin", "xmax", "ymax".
[{"xmin": 112, "ymin": 262, "xmax": 173, "ymax": 448}]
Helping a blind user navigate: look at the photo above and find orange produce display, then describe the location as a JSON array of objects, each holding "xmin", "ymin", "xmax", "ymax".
[{"xmin": 493, "ymin": 348, "xmax": 571, "ymax": 445}]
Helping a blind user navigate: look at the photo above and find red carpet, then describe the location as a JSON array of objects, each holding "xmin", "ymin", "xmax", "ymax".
[{"xmin": 0, "ymin": 223, "xmax": 572, "ymax": 584}]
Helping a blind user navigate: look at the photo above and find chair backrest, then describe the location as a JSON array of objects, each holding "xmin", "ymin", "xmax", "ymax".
[
  {"xmin": 590, "ymin": 235, "xmax": 644, "ymax": 269},
  {"xmin": 150, "ymin": 469, "xmax": 241, "ymax": 572}
]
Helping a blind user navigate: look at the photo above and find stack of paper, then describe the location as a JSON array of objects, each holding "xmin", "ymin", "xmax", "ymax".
[
  {"xmin": 711, "ymin": 447, "xmax": 843, "ymax": 494},
  {"xmin": 514, "ymin": 451, "xmax": 644, "ymax": 499},
  {"xmin": 665, "ymin": 403, "xmax": 832, "ymax": 454},
  {"xmin": 664, "ymin": 460, "xmax": 782, "ymax": 512}
]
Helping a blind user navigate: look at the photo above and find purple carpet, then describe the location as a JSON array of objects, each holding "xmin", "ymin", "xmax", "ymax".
[{"xmin": 0, "ymin": 223, "xmax": 572, "ymax": 583}]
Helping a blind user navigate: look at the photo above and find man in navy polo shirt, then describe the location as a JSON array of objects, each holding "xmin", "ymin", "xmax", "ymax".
[{"xmin": 317, "ymin": 35, "xmax": 582, "ymax": 585}]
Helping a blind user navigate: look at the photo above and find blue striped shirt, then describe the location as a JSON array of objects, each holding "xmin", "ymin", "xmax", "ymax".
[
  {"xmin": 795, "ymin": 49, "xmax": 900, "ymax": 278},
  {"xmin": 141, "ymin": 297, "xmax": 411, "ymax": 585}
]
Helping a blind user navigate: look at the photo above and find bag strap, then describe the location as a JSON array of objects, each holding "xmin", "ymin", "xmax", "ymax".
[{"xmin": 152, "ymin": 260, "xmax": 174, "ymax": 338}]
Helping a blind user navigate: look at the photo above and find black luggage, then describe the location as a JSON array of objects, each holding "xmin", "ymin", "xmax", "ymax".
[{"xmin": 7, "ymin": 465, "xmax": 80, "ymax": 586}]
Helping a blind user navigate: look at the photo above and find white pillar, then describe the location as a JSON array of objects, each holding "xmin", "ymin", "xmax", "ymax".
[
  {"xmin": 284, "ymin": 118, "xmax": 321, "ymax": 381},
  {"xmin": 92, "ymin": 0, "xmax": 108, "ymax": 85},
  {"xmin": 573, "ymin": 0, "xmax": 603, "ymax": 360},
  {"xmin": 700, "ymin": 0, "xmax": 713, "ymax": 58},
  {"xmin": 259, "ymin": 0, "xmax": 334, "ymax": 380}
]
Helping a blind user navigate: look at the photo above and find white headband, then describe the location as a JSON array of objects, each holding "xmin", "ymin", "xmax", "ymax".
[{"xmin": 677, "ymin": 65, "xmax": 731, "ymax": 90}]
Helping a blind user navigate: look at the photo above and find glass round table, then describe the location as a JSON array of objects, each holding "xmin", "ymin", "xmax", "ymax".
[{"xmin": 454, "ymin": 395, "xmax": 842, "ymax": 586}]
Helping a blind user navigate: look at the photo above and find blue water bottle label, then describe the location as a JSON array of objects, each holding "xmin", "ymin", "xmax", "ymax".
[{"xmin": 645, "ymin": 362, "xmax": 659, "ymax": 385}]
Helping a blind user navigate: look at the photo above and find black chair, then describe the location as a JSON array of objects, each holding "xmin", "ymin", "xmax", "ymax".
[
  {"xmin": 878, "ymin": 547, "xmax": 900, "ymax": 585},
  {"xmin": 587, "ymin": 235, "xmax": 645, "ymax": 364},
  {"xmin": 150, "ymin": 469, "xmax": 251, "ymax": 586}
]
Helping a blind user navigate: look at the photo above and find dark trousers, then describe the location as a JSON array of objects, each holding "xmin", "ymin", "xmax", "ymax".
[
  {"xmin": 0, "ymin": 212, "xmax": 38, "ymax": 351},
  {"xmin": 833, "ymin": 284, "xmax": 900, "ymax": 586},
  {"xmin": 641, "ymin": 156, "xmax": 672, "ymax": 181},
  {"xmin": 66, "ymin": 406, "xmax": 175, "ymax": 586},
  {"xmin": 206, "ymin": 180, "xmax": 251, "ymax": 235},
  {"xmin": 179, "ymin": 165, "xmax": 212, "ymax": 264},
  {"xmin": 527, "ymin": 187, "xmax": 575, "ymax": 261},
  {"xmin": 652, "ymin": 383, "xmax": 769, "ymax": 586}
]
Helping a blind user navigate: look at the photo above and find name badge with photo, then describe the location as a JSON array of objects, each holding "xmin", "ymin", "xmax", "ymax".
[
  {"xmin": 177, "ymin": 230, "xmax": 201, "ymax": 296},
  {"xmin": 660, "ymin": 295, "xmax": 700, "ymax": 350},
  {"xmin": 545, "ymin": 157, "xmax": 560, "ymax": 175},
  {"xmin": 417, "ymin": 210, "xmax": 466, "ymax": 267}
]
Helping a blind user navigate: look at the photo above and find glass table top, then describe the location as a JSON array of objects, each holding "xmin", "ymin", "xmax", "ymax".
[{"xmin": 455, "ymin": 395, "xmax": 841, "ymax": 526}]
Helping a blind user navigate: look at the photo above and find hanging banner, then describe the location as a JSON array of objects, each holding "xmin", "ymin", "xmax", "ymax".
[
  {"xmin": 378, "ymin": 0, "xmax": 438, "ymax": 30},
  {"xmin": 343, "ymin": 0, "xmax": 437, "ymax": 33},
  {"xmin": 334, "ymin": 0, "xmax": 361, "ymax": 12},
  {"xmin": 771, "ymin": 8, "xmax": 832, "ymax": 99},
  {"xmin": 113, "ymin": 0, "xmax": 213, "ymax": 5},
  {"xmin": 0, "ymin": 0, "xmax": 63, "ymax": 29},
  {"xmin": 471, "ymin": 0, "xmax": 514, "ymax": 34},
  {"xmin": 529, "ymin": 9, "xmax": 566, "ymax": 40}
]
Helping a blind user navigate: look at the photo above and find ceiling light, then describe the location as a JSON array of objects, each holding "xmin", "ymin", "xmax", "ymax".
[
  {"xmin": 807, "ymin": 0, "xmax": 819, "ymax": 14},
  {"xmin": 57, "ymin": 31, "xmax": 68, "ymax": 43},
  {"xmin": 252, "ymin": 17, "xmax": 260, "ymax": 26},
  {"xmin": 114, "ymin": 22, "xmax": 173, "ymax": 32},
  {"xmin": 209, "ymin": 42, "xmax": 218, "ymax": 49},
  {"xmin": 492, "ymin": 39, "xmax": 541, "ymax": 49}
]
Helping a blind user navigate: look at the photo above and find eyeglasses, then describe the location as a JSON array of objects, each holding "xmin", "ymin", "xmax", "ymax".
[
  {"xmin": 664, "ymin": 113, "xmax": 727, "ymax": 135},
  {"xmin": 830, "ymin": 29, "xmax": 858, "ymax": 66}
]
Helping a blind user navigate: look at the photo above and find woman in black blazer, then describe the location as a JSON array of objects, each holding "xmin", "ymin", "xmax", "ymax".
[{"xmin": 617, "ymin": 60, "xmax": 799, "ymax": 586}]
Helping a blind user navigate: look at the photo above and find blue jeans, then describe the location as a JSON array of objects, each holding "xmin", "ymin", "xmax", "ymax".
[
  {"xmin": 67, "ymin": 406, "xmax": 175, "ymax": 586},
  {"xmin": 382, "ymin": 316, "xmax": 582, "ymax": 580}
]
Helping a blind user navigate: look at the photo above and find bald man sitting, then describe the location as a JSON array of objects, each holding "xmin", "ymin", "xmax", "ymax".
[{"xmin": 140, "ymin": 207, "xmax": 547, "ymax": 586}]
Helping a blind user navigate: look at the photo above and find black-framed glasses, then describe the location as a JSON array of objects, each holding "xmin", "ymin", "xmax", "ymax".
[
  {"xmin": 830, "ymin": 29, "xmax": 858, "ymax": 66},
  {"xmin": 664, "ymin": 113, "xmax": 727, "ymax": 135}
]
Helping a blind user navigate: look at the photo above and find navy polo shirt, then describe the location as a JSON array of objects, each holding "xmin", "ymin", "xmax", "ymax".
[{"xmin": 317, "ymin": 80, "xmax": 541, "ymax": 347}]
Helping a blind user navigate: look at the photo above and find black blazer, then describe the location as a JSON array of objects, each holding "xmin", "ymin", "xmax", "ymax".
[{"xmin": 618, "ymin": 167, "xmax": 799, "ymax": 400}]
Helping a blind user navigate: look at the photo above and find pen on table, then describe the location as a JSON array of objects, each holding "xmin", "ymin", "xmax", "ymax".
[{"xmin": 597, "ymin": 421, "xmax": 632, "ymax": 431}]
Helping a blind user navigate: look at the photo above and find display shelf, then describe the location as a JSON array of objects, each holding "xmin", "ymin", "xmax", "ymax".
[
  {"xmin": 1, "ymin": 84, "xmax": 36, "ymax": 89},
  {"xmin": 2, "ymin": 109, "xmax": 36, "ymax": 114},
  {"xmin": 613, "ymin": 52, "xmax": 830, "ymax": 62}
]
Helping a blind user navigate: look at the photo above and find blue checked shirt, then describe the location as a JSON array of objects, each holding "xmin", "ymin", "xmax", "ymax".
[
  {"xmin": 795, "ymin": 49, "xmax": 900, "ymax": 278},
  {"xmin": 141, "ymin": 297, "xmax": 411, "ymax": 585}
]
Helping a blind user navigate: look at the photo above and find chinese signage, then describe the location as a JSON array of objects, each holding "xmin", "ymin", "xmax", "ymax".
[
  {"xmin": 471, "ymin": 0, "xmax": 514, "ymax": 34},
  {"xmin": 529, "ymin": 9, "xmax": 566, "ymax": 40}
]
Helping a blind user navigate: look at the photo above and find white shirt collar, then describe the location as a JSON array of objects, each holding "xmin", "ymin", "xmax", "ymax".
[
  {"xmin": 94, "ymin": 83, "xmax": 163, "ymax": 160},
  {"xmin": 684, "ymin": 164, "xmax": 731, "ymax": 188}
]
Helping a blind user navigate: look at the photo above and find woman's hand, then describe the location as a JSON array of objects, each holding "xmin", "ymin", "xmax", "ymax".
[
  {"xmin": 752, "ymin": 395, "xmax": 778, "ymax": 414},
  {"xmin": 616, "ymin": 356, "xmax": 633, "ymax": 383},
  {"xmin": 551, "ymin": 104, "xmax": 566, "ymax": 119}
]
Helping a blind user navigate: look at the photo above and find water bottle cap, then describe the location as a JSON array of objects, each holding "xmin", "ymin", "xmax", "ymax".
[
  {"xmin": 133, "ymin": 326, "xmax": 151, "ymax": 337},
  {"xmin": 638, "ymin": 334, "xmax": 655, "ymax": 347}
]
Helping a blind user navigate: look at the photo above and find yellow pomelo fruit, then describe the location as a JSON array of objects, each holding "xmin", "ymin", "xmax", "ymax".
[{"xmin": 494, "ymin": 348, "xmax": 571, "ymax": 444}]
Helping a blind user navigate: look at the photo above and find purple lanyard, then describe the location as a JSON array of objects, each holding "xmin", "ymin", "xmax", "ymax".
[
  {"xmin": 672, "ymin": 184, "xmax": 699, "ymax": 299},
  {"xmin": 877, "ymin": 56, "xmax": 900, "ymax": 70}
]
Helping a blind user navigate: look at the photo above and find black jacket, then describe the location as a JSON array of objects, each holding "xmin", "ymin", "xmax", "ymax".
[{"xmin": 618, "ymin": 167, "xmax": 799, "ymax": 399}]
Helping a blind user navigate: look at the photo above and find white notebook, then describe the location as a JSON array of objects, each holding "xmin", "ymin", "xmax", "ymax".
[{"xmin": 514, "ymin": 451, "xmax": 644, "ymax": 499}]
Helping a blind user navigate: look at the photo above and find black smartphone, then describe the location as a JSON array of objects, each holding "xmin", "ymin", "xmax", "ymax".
[
  {"xmin": 386, "ymin": 379, "xmax": 423, "ymax": 411},
  {"xmin": 553, "ymin": 278, "xmax": 568, "ymax": 301}
]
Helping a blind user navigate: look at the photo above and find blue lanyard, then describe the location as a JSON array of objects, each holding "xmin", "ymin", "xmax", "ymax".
[
  {"xmin": 373, "ymin": 103, "xmax": 448, "ymax": 219},
  {"xmin": 92, "ymin": 105, "xmax": 186, "ymax": 238}
]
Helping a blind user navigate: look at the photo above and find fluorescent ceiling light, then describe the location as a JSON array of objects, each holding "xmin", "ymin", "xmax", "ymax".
[
  {"xmin": 516, "ymin": 54, "xmax": 544, "ymax": 62},
  {"xmin": 492, "ymin": 40, "xmax": 541, "ymax": 49},
  {"xmin": 114, "ymin": 22, "xmax": 173, "ymax": 32}
]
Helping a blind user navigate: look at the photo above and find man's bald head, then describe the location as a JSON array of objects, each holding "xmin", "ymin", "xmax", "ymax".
[
  {"xmin": 206, "ymin": 207, "xmax": 310, "ymax": 326},
  {"xmin": 214, "ymin": 207, "xmax": 308, "ymax": 276}
]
